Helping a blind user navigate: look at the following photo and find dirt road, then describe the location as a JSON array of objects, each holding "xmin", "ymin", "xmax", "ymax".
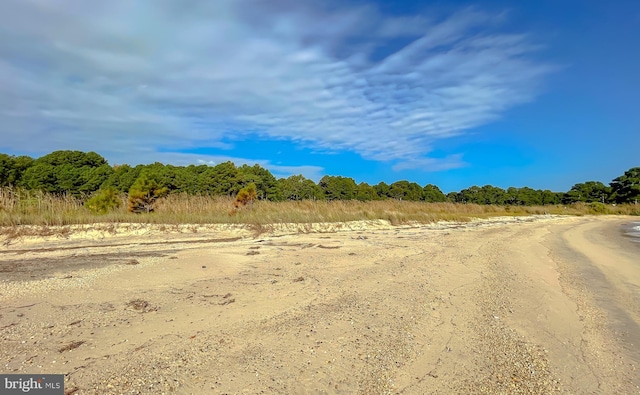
[{"xmin": 1, "ymin": 216, "xmax": 639, "ymax": 394}]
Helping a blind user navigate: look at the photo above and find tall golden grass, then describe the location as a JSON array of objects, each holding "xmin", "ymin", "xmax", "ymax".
[{"xmin": 0, "ymin": 187, "xmax": 638, "ymax": 230}]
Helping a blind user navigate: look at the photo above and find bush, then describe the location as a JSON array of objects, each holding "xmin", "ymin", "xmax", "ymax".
[
  {"xmin": 234, "ymin": 183, "xmax": 257, "ymax": 208},
  {"xmin": 128, "ymin": 176, "xmax": 168, "ymax": 213},
  {"xmin": 588, "ymin": 202, "xmax": 607, "ymax": 214},
  {"xmin": 85, "ymin": 187, "xmax": 121, "ymax": 214}
]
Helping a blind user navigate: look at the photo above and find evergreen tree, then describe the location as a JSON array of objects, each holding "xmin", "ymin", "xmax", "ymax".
[
  {"xmin": 540, "ymin": 190, "xmax": 562, "ymax": 205},
  {"xmin": 103, "ymin": 164, "xmax": 143, "ymax": 193},
  {"xmin": 319, "ymin": 176, "xmax": 357, "ymax": 200},
  {"xmin": 127, "ymin": 175, "xmax": 168, "ymax": 213},
  {"xmin": 0, "ymin": 154, "xmax": 34, "ymax": 187},
  {"xmin": 421, "ymin": 184, "xmax": 446, "ymax": 202},
  {"xmin": 373, "ymin": 182, "xmax": 391, "ymax": 199},
  {"xmin": 355, "ymin": 182, "xmax": 379, "ymax": 201},
  {"xmin": 610, "ymin": 167, "xmax": 640, "ymax": 204},
  {"xmin": 278, "ymin": 175, "xmax": 323, "ymax": 201},
  {"xmin": 389, "ymin": 181, "xmax": 423, "ymax": 201},
  {"xmin": 197, "ymin": 161, "xmax": 241, "ymax": 196},
  {"xmin": 238, "ymin": 164, "xmax": 280, "ymax": 200},
  {"xmin": 563, "ymin": 181, "xmax": 611, "ymax": 204},
  {"xmin": 20, "ymin": 151, "xmax": 110, "ymax": 195}
]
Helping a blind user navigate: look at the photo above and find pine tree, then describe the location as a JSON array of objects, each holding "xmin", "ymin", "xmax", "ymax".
[{"xmin": 127, "ymin": 176, "xmax": 168, "ymax": 213}]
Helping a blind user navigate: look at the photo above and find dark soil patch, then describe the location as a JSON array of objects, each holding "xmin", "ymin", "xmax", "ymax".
[{"xmin": 0, "ymin": 251, "xmax": 166, "ymax": 282}]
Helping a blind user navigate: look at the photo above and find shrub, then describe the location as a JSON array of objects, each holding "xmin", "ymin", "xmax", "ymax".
[
  {"xmin": 128, "ymin": 176, "xmax": 168, "ymax": 213},
  {"xmin": 588, "ymin": 202, "xmax": 607, "ymax": 214},
  {"xmin": 85, "ymin": 187, "xmax": 121, "ymax": 214},
  {"xmin": 234, "ymin": 183, "xmax": 257, "ymax": 209}
]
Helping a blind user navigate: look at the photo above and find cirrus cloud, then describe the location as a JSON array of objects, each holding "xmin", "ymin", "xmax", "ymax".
[{"xmin": 0, "ymin": 0, "xmax": 555, "ymax": 175}]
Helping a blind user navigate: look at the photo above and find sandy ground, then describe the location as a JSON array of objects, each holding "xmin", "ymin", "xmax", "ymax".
[{"xmin": 1, "ymin": 216, "xmax": 639, "ymax": 394}]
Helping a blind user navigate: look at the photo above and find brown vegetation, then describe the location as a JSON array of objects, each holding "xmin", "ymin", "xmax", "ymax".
[{"xmin": 0, "ymin": 187, "xmax": 638, "ymax": 240}]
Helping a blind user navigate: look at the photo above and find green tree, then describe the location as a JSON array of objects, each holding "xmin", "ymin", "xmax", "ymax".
[
  {"xmin": 20, "ymin": 151, "xmax": 110, "ymax": 195},
  {"xmin": 0, "ymin": 154, "xmax": 14, "ymax": 186},
  {"xmin": 389, "ymin": 181, "xmax": 422, "ymax": 201},
  {"xmin": 505, "ymin": 187, "xmax": 519, "ymax": 205},
  {"xmin": 278, "ymin": 175, "xmax": 323, "ymax": 201},
  {"xmin": 56, "ymin": 164, "xmax": 90, "ymax": 193},
  {"xmin": 162, "ymin": 165, "xmax": 194, "ymax": 194},
  {"xmin": 103, "ymin": 164, "xmax": 143, "ymax": 193},
  {"xmin": 177, "ymin": 165, "xmax": 209, "ymax": 194},
  {"xmin": 563, "ymin": 181, "xmax": 611, "ymax": 204},
  {"xmin": 0, "ymin": 154, "xmax": 33, "ymax": 186},
  {"xmin": 85, "ymin": 187, "xmax": 121, "ymax": 214},
  {"xmin": 479, "ymin": 185, "xmax": 507, "ymax": 205},
  {"xmin": 139, "ymin": 162, "xmax": 178, "ymax": 193},
  {"xmin": 238, "ymin": 164, "xmax": 280, "ymax": 200},
  {"xmin": 373, "ymin": 182, "xmax": 391, "ymax": 199},
  {"xmin": 80, "ymin": 164, "xmax": 114, "ymax": 193},
  {"xmin": 447, "ymin": 191, "xmax": 461, "ymax": 203},
  {"xmin": 0, "ymin": 154, "xmax": 34, "ymax": 186},
  {"xmin": 540, "ymin": 190, "xmax": 562, "ymax": 205},
  {"xmin": 503, "ymin": 187, "xmax": 543, "ymax": 206},
  {"xmin": 21, "ymin": 163, "xmax": 58, "ymax": 193},
  {"xmin": 610, "ymin": 167, "xmax": 640, "ymax": 204},
  {"xmin": 319, "ymin": 176, "xmax": 357, "ymax": 201},
  {"xmin": 128, "ymin": 175, "xmax": 169, "ymax": 213},
  {"xmin": 36, "ymin": 150, "xmax": 107, "ymax": 167},
  {"xmin": 459, "ymin": 185, "xmax": 506, "ymax": 205},
  {"xmin": 139, "ymin": 163, "xmax": 207, "ymax": 195},
  {"xmin": 197, "ymin": 161, "xmax": 240, "ymax": 196},
  {"xmin": 422, "ymin": 184, "xmax": 446, "ymax": 202},
  {"xmin": 458, "ymin": 186, "xmax": 482, "ymax": 204},
  {"xmin": 355, "ymin": 182, "xmax": 379, "ymax": 201},
  {"xmin": 519, "ymin": 187, "xmax": 543, "ymax": 205}
]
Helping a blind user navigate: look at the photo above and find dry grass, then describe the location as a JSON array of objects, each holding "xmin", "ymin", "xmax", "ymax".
[{"xmin": 1, "ymin": 188, "xmax": 638, "ymax": 239}]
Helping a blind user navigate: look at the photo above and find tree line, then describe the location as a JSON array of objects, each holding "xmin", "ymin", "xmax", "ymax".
[{"xmin": 0, "ymin": 151, "xmax": 638, "ymax": 208}]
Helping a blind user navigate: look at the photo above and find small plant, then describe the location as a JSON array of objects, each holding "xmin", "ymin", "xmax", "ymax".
[
  {"xmin": 234, "ymin": 183, "xmax": 258, "ymax": 209},
  {"xmin": 85, "ymin": 187, "xmax": 121, "ymax": 214},
  {"xmin": 128, "ymin": 176, "xmax": 168, "ymax": 213}
]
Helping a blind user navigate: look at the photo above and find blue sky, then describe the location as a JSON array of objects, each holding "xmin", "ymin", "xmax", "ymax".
[{"xmin": 0, "ymin": 0, "xmax": 638, "ymax": 192}]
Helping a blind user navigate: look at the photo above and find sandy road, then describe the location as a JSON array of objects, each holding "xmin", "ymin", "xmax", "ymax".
[{"xmin": 1, "ymin": 216, "xmax": 639, "ymax": 394}]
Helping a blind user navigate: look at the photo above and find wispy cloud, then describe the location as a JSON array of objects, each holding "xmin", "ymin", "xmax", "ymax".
[{"xmin": 0, "ymin": 0, "xmax": 554, "ymax": 174}]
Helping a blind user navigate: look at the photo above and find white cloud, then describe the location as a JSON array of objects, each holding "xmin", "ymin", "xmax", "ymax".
[
  {"xmin": 0, "ymin": 0, "xmax": 554, "ymax": 171},
  {"xmin": 392, "ymin": 155, "xmax": 466, "ymax": 172}
]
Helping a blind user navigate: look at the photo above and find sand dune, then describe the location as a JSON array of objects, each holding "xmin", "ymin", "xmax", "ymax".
[{"xmin": 1, "ymin": 215, "xmax": 639, "ymax": 394}]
